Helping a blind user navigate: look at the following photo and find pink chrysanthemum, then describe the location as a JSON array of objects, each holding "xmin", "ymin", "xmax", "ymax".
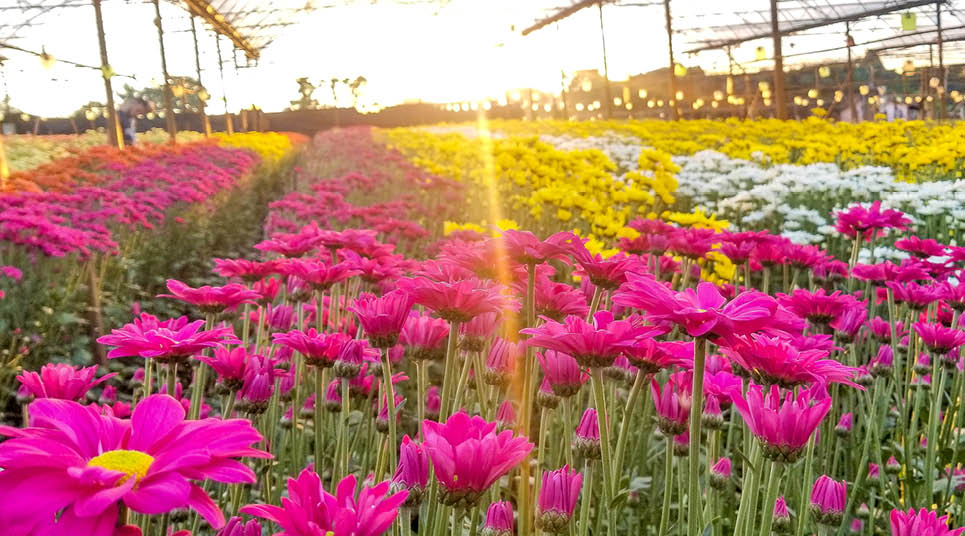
[
  {"xmin": 16, "ymin": 363, "xmax": 116, "ymax": 401},
  {"xmin": 241, "ymin": 467, "xmax": 407, "ymax": 536},
  {"xmin": 421, "ymin": 411, "xmax": 533, "ymax": 507},
  {"xmin": 731, "ymin": 383, "xmax": 831, "ymax": 463},
  {"xmin": 0, "ymin": 394, "xmax": 269, "ymax": 535}
]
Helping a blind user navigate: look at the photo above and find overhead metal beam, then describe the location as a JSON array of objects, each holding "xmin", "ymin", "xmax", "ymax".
[
  {"xmin": 183, "ymin": 0, "xmax": 259, "ymax": 60},
  {"xmin": 521, "ymin": 0, "xmax": 618, "ymax": 36},
  {"xmin": 682, "ymin": 0, "xmax": 947, "ymax": 54}
]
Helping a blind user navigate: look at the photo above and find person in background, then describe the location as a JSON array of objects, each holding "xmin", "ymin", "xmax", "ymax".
[{"xmin": 117, "ymin": 97, "xmax": 153, "ymax": 145}]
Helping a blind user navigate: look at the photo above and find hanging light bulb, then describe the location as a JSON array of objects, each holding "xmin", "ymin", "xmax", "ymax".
[
  {"xmin": 39, "ymin": 48, "xmax": 56, "ymax": 70},
  {"xmin": 674, "ymin": 64, "xmax": 687, "ymax": 77},
  {"xmin": 581, "ymin": 80, "xmax": 592, "ymax": 92},
  {"xmin": 638, "ymin": 89, "xmax": 647, "ymax": 99},
  {"xmin": 674, "ymin": 90, "xmax": 683, "ymax": 101},
  {"xmin": 859, "ymin": 85, "xmax": 870, "ymax": 96},
  {"xmin": 929, "ymin": 77, "xmax": 940, "ymax": 88},
  {"xmin": 818, "ymin": 66, "xmax": 831, "ymax": 78},
  {"xmin": 807, "ymin": 89, "xmax": 818, "ymax": 99},
  {"xmin": 713, "ymin": 90, "xmax": 723, "ymax": 101}
]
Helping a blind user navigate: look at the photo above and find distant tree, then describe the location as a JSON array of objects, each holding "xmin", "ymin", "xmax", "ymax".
[
  {"xmin": 348, "ymin": 76, "xmax": 367, "ymax": 109},
  {"xmin": 288, "ymin": 77, "xmax": 320, "ymax": 111}
]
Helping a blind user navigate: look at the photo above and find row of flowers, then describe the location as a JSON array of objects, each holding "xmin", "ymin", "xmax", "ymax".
[
  {"xmin": 2, "ymin": 127, "xmax": 963, "ymax": 535},
  {"xmin": 484, "ymin": 117, "xmax": 965, "ymax": 183},
  {"xmin": 4, "ymin": 128, "xmax": 204, "ymax": 174},
  {"xmin": 0, "ymin": 132, "xmax": 305, "ymax": 383}
]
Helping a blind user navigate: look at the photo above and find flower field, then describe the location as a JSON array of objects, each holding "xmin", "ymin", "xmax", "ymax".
[{"xmin": 2, "ymin": 121, "xmax": 965, "ymax": 536}]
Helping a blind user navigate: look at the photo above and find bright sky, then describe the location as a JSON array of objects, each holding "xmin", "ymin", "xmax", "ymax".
[{"xmin": 0, "ymin": 0, "xmax": 952, "ymax": 117}]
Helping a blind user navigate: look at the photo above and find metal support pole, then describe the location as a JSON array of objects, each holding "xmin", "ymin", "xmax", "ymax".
[
  {"xmin": 938, "ymin": 1, "xmax": 945, "ymax": 121},
  {"xmin": 597, "ymin": 1, "xmax": 612, "ymax": 119},
  {"xmin": 215, "ymin": 35, "xmax": 234, "ymax": 134},
  {"xmin": 846, "ymin": 21, "xmax": 857, "ymax": 122},
  {"xmin": 152, "ymin": 0, "xmax": 177, "ymax": 142},
  {"xmin": 92, "ymin": 0, "xmax": 123, "ymax": 148},
  {"xmin": 190, "ymin": 15, "xmax": 210, "ymax": 136},
  {"xmin": 770, "ymin": 0, "xmax": 787, "ymax": 119},
  {"xmin": 664, "ymin": 0, "xmax": 679, "ymax": 120}
]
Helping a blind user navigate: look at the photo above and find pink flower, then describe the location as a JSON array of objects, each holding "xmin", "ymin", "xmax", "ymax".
[
  {"xmin": 834, "ymin": 201, "xmax": 910, "ymax": 241},
  {"xmin": 159, "ymin": 279, "xmax": 260, "ymax": 314},
  {"xmin": 624, "ymin": 339, "xmax": 693, "ymax": 374},
  {"xmin": 482, "ymin": 501, "xmax": 515, "ymax": 536},
  {"xmin": 721, "ymin": 334, "xmax": 860, "ymax": 389},
  {"xmin": 710, "ymin": 457, "xmax": 731, "ymax": 489},
  {"xmin": 278, "ymin": 258, "xmax": 359, "ymax": 290},
  {"xmin": 253, "ymin": 225, "xmax": 323, "ymax": 257},
  {"xmin": 399, "ymin": 277, "xmax": 510, "ymax": 323},
  {"xmin": 896, "ymin": 236, "xmax": 947, "ymax": 258},
  {"xmin": 97, "ymin": 314, "xmax": 238, "ymax": 363},
  {"xmin": 0, "ymin": 394, "xmax": 269, "ymax": 534},
  {"xmin": 573, "ymin": 408, "xmax": 601, "ymax": 459},
  {"xmin": 216, "ymin": 517, "xmax": 262, "ymax": 536},
  {"xmin": 392, "ymin": 435, "xmax": 430, "ymax": 506},
  {"xmin": 197, "ymin": 346, "xmax": 250, "ymax": 390},
  {"xmin": 534, "ymin": 276, "xmax": 590, "ymax": 321},
  {"xmin": 272, "ymin": 329, "xmax": 352, "ymax": 368},
  {"xmin": 522, "ymin": 311, "xmax": 657, "ymax": 369},
  {"xmin": 914, "ymin": 321, "xmax": 965, "ymax": 355},
  {"xmin": 538, "ymin": 350, "xmax": 589, "ymax": 397},
  {"xmin": 890, "ymin": 508, "xmax": 965, "ymax": 536},
  {"xmin": 810, "ymin": 475, "xmax": 847, "ymax": 526},
  {"xmin": 212, "ymin": 258, "xmax": 281, "ymax": 282},
  {"xmin": 484, "ymin": 338, "xmax": 520, "ymax": 386},
  {"xmin": 16, "ymin": 363, "xmax": 116, "ymax": 401},
  {"xmin": 835, "ymin": 412, "xmax": 853, "ymax": 437},
  {"xmin": 536, "ymin": 465, "xmax": 583, "ymax": 533},
  {"xmin": 400, "ymin": 313, "xmax": 450, "ymax": 361},
  {"xmin": 614, "ymin": 273, "xmax": 776, "ymax": 339},
  {"xmin": 241, "ymin": 468, "xmax": 407, "ymax": 536},
  {"xmin": 421, "ymin": 411, "xmax": 533, "ymax": 507},
  {"xmin": 349, "ymin": 290, "xmax": 415, "ymax": 348},
  {"xmin": 501, "ymin": 229, "xmax": 578, "ymax": 265},
  {"xmin": 778, "ymin": 288, "xmax": 861, "ymax": 326},
  {"xmin": 651, "ymin": 375, "xmax": 692, "ymax": 436},
  {"xmin": 886, "ymin": 281, "xmax": 943, "ymax": 310},
  {"xmin": 730, "ymin": 383, "xmax": 831, "ymax": 462}
]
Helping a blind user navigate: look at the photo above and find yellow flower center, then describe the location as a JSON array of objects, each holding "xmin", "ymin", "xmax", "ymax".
[{"xmin": 87, "ymin": 449, "xmax": 155, "ymax": 485}]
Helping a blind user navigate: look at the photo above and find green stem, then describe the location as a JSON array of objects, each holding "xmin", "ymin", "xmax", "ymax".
[
  {"xmin": 188, "ymin": 362, "xmax": 208, "ymax": 420},
  {"xmin": 579, "ymin": 459, "xmax": 595, "ymax": 536},
  {"xmin": 440, "ymin": 321, "xmax": 460, "ymax": 419},
  {"xmin": 688, "ymin": 336, "xmax": 707, "ymax": 536},
  {"xmin": 613, "ymin": 369, "xmax": 645, "ymax": 478},
  {"xmin": 382, "ymin": 350, "xmax": 399, "ymax": 477},
  {"xmin": 166, "ymin": 362, "xmax": 177, "ymax": 398},
  {"xmin": 758, "ymin": 462, "xmax": 782, "ymax": 536},
  {"xmin": 658, "ymin": 437, "xmax": 674, "ymax": 536},
  {"xmin": 794, "ymin": 438, "xmax": 817, "ymax": 536},
  {"xmin": 590, "ymin": 368, "xmax": 615, "ymax": 533},
  {"xmin": 314, "ymin": 367, "xmax": 326, "ymax": 479}
]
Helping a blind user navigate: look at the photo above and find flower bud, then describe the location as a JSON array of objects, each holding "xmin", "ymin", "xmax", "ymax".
[
  {"xmin": 573, "ymin": 408, "xmax": 601, "ymax": 460},
  {"xmin": 773, "ymin": 496, "xmax": 791, "ymax": 534},
  {"xmin": 481, "ymin": 501, "xmax": 514, "ymax": 536},
  {"xmin": 885, "ymin": 456, "xmax": 901, "ymax": 475},
  {"xmin": 709, "ymin": 457, "xmax": 731, "ymax": 490},
  {"xmin": 834, "ymin": 413, "xmax": 852, "ymax": 439}
]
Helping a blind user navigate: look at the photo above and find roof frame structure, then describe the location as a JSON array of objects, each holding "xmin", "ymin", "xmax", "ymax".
[{"xmin": 681, "ymin": 0, "xmax": 947, "ymax": 53}]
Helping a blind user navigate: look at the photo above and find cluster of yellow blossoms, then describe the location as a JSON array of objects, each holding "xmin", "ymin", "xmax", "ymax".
[
  {"xmin": 379, "ymin": 124, "xmax": 736, "ymax": 284},
  {"xmin": 486, "ymin": 118, "xmax": 965, "ymax": 182},
  {"xmin": 213, "ymin": 131, "xmax": 306, "ymax": 164},
  {"xmin": 379, "ymin": 129, "xmax": 690, "ymax": 242}
]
